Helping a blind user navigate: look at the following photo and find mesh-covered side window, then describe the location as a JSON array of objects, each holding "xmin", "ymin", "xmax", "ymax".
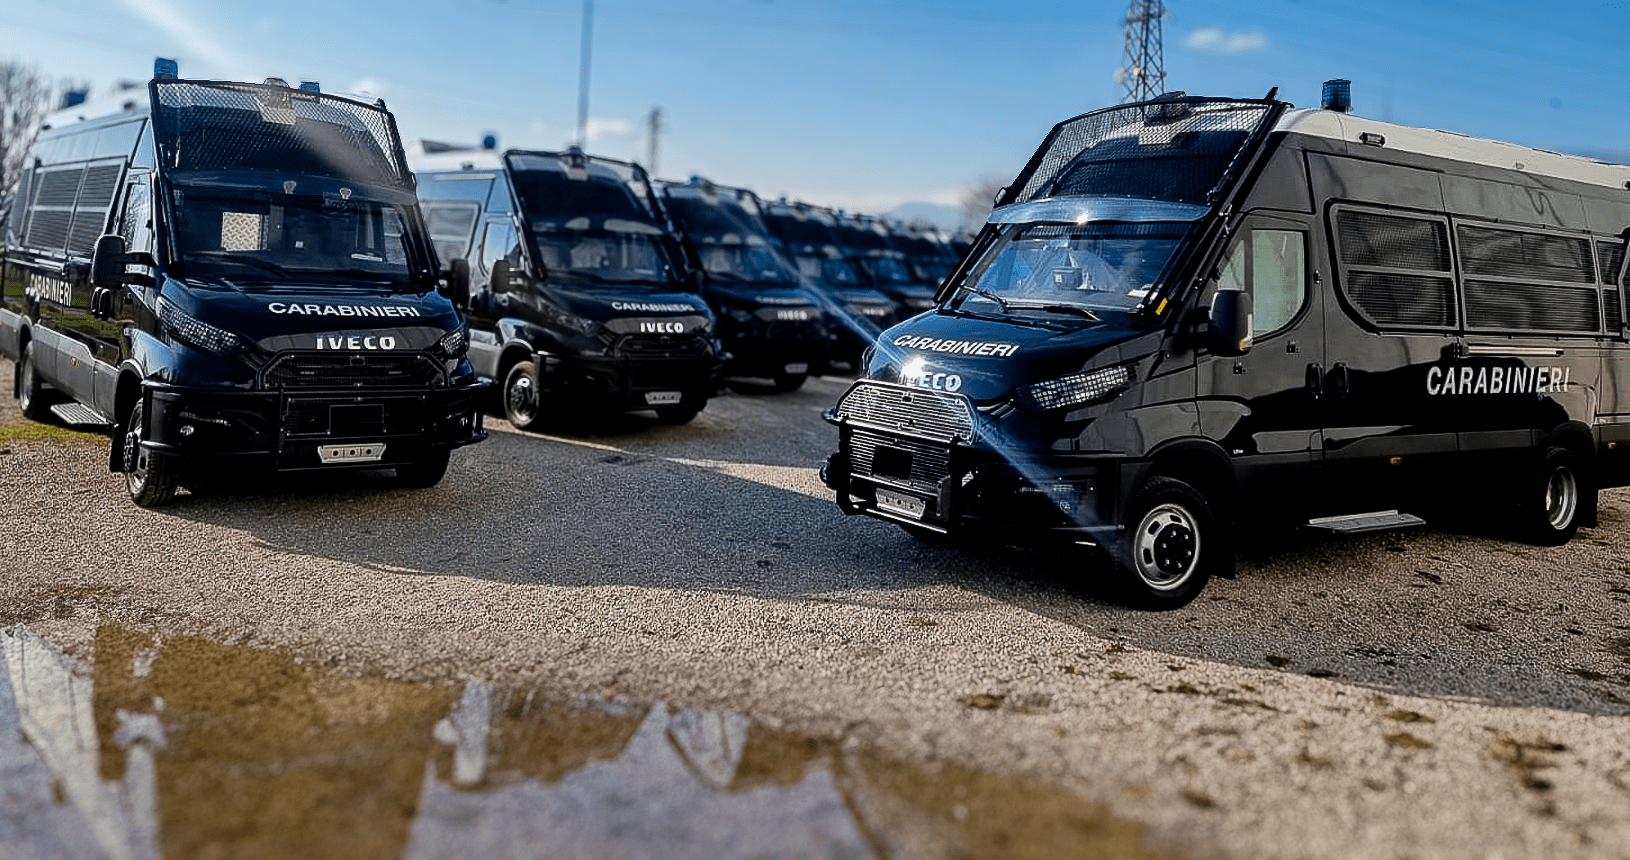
[
  {"xmin": 23, "ymin": 165, "xmax": 83, "ymax": 254},
  {"xmin": 9, "ymin": 166, "xmax": 35, "ymax": 243},
  {"xmin": 1332, "ymin": 207, "xmax": 1455, "ymax": 329},
  {"xmin": 1458, "ymin": 225, "xmax": 1593, "ymax": 283},
  {"xmin": 1459, "ymin": 223, "xmax": 1599, "ymax": 334},
  {"xmin": 66, "ymin": 162, "xmax": 124, "ymax": 256},
  {"xmin": 1599, "ymin": 239, "xmax": 1625, "ymax": 334}
]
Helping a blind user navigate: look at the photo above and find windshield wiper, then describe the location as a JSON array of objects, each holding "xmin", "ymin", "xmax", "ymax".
[
  {"xmin": 957, "ymin": 283, "xmax": 1008, "ymax": 311},
  {"xmin": 187, "ymin": 251, "xmax": 294, "ymax": 277},
  {"xmin": 1004, "ymin": 300, "xmax": 1102, "ymax": 321}
]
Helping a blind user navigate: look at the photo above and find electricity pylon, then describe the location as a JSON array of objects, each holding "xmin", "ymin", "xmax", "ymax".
[{"xmin": 1119, "ymin": 0, "xmax": 1167, "ymax": 103}]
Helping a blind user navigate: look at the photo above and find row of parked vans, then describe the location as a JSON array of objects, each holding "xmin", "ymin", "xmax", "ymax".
[
  {"xmin": 0, "ymin": 60, "xmax": 952, "ymax": 506},
  {"xmin": 7, "ymin": 63, "xmax": 1627, "ymax": 611}
]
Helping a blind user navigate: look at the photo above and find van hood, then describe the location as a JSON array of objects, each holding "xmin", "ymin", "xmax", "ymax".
[
  {"xmin": 170, "ymin": 278, "xmax": 461, "ymax": 352},
  {"xmin": 545, "ymin": 285, "xmax": 711, "ymax": 325},
  {"xmin": 866, "ymin": 310, "xmax": 1150, "ymax": 403}
]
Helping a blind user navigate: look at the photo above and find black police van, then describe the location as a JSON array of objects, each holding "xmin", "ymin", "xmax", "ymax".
[
  {"xmin": 829, "ymin": 212, "xmax": 940, "ymax": 318},
  {"xmin": 1, "ymin": 61, "xmax": 486, "ymax": 506},
  {"xmin": 658, "ymin": 178, "xmax": 828, "ymax": 392},
  {"xmin": 761, "ymin": 199, "xmax": 902, "ymax": 372},
  {"xmin": 821, "ymin": 83, "xmax": 1630, "ymax": 608},
  {"xmin": 413, "ymin": 148, "xmax": 720, "ymax": 426}
]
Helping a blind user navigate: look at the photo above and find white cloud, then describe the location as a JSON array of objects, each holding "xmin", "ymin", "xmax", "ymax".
[
  {"xmin": 346, "ymin": 77, "xmax": 389, "ymax": 98},
  {"xmin": 585, "ymin": 117, "xmax": 636, "ymax": 144},
  {"xmin": 1186, "ymin": 28, "xmax": 1269, "ymax": 53}
]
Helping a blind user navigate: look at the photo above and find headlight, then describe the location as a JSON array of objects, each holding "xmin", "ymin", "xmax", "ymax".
[
  {"xmin": 543, "ymin": 304, "xmax": 599, "ymax": 336},
  {"xmin": 905, "ymin": 297, "xmax": 937, "ymax": 310},
  {"xmin": 1017, "ymin": 364, "xmax": 1134, "ymax": 412},
  {"xmin": 434, "ymin": 324, "xmax": 468, "ymax": 359},
  {"xmin": 158, "ymin": 297, "xmax": 243, "ymax": 356},
  {"xmin": 724, "ymin": 306, "xmax": 755, "ymax": 324}
]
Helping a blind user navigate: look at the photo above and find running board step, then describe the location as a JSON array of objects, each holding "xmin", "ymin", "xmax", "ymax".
[
  {"xmin": 49, "ymin": 402, "xmax": 112, "ymax": 428},
  {"xmin": 1304, "ymin": 510, "xmax": 1426, "ymax": 534}
]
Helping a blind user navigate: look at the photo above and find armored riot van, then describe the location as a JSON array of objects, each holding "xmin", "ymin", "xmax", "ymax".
[
  {"xmin": 0, "ymin": 61, "xmax": 486, "ymax": 506},
  {"xmin": 828, "ymin": 213, "xmax": 940, "ymax": 317},
  {"xmin": 658, "ymin": 178, "xmax": 828, "ymax": 392},
  {"xmin": 760, "ymin": 199, "xmax": 901, "ymax": 372},
  {"xmin": 820, "ymin": 83, "xmax": 1630, "ymax": 608},
  {"xmin": 413, "ymin": 148, "xmax": 720, "ymax": 426}
]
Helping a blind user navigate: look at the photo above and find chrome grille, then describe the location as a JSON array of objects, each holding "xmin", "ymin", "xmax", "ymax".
[
  {"xmin": 849, "ymin": 429, "xmax": 951, "ymax": 487},
  {"xmin": 261, "ymin": 352, "xmax": 445, "ymax": 389},
  {"xmin": 833, "ymin": 381, "xmax": 974, "ymax": 442}
]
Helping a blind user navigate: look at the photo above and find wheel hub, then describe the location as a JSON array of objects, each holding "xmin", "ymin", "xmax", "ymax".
[{"xmin": 1134, "ymin": 503, "xmax": 1199, "ymax": 589}]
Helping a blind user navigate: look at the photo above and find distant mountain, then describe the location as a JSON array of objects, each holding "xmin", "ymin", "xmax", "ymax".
[{"xmin": 885, "ymin": 202, "xmax": 962, "ymax": 232}]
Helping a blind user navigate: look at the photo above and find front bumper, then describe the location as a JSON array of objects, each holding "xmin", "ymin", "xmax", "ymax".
[
  {"xmin": 539, "ymin": 351, "xmax": 721, "ymax": 412},
  {"xmin": 136, "ymin": 379, "xmax": 487, "ymax": 473}
]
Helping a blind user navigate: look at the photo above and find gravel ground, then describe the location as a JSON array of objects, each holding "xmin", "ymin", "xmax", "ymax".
[{"xmin": 1, "ymin": 355, "xmax": 1628, "ymax": 859}]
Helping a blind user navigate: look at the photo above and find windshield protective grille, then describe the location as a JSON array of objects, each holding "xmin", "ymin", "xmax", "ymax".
[
  {"xmin": 261, "ymin": 352, "xmax": 445, "ymax": 389},
  {"xmin": 151, "ymin": 81, "xmax": 408, "ymax": 188},
  {"xmin": 1006, "ymin": 99, "xmax": 1275, "ymax": 207},
  {"xmin": 834, "ymin": 381, "xmax": 974, "ymax": 443}
]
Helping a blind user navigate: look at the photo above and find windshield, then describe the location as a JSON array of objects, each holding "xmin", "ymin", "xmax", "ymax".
[
  {"xmin": 693, "ymin": 239, "xmax": 798, "ymax": 284},
  {"xmin": 532, "ymin": 229, "xmax": 671, "ymax": 286},
  {"xmin": 792, "ymin": 252, "xmax": 862, "ymax": 287},
  {"xmin": 172, "ymin": 185, "xmax": 411, "ymax": 283},
  {"xmin": 949, "ymin": 220, "xmax": 1190, "ymax": 318}
]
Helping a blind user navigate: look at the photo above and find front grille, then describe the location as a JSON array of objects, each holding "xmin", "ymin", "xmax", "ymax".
[
  {"xmin": 614, "ymin": 333, "xmax": 710, "ymax": 358},
  {"xmin": 765, "ymin": 319, "xmax": 825, "ymax": 341},
  {"xmin": 849, "ymin": 429, "xmax": 951, "ymax": 488},
  {"xmin": 283, "ymin": 395, "xmax": 429, "ymax": 437},
  {"xmin": 626, "ymin": 365, "xmax": 701, "ymax": 390},
  {"xmin": 261, "ymin": 352, "xmax": 445, "ymax": 389},
  {"xmin": 833, "ymin": 381, "xmax": 975, "ymax": 442}
]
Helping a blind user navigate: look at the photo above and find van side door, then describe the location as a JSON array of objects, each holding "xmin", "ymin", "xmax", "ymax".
[
  {"xmin": 1320, "ymin": 205, "xmax": 1462, "ymax": 512},
  {"xmin": 468, "ymin": 217, "xmax": 520, "ymax": 378},
  {"xmin": 1196, "ymin": 212, "xmax": 1324, "ymax": 519}
]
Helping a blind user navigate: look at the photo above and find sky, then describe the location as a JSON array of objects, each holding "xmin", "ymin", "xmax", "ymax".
[{"xmin": 5, "ymin": 0, "xmax": 1630, "ymax": 228}]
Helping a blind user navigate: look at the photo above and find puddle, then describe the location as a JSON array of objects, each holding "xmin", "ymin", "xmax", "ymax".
[{"xmin": 0, "ymin": 624, "xmax": 1173, "ymax": 859}]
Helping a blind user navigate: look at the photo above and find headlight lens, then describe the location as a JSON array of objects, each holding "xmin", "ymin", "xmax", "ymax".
[
  {"xmin": 434, "ymin": 324, "xmax": 468, "ymax": 359},
  {"xmin": 544, "ymin": 304, "xmax": 599, "ymax": 336},
  {"xmin": 1017, "ymin": 364, "xmax": 1134, "ymax": 412},
  {"xmin": 158, "ymin": 297, "xmax": 243, "ymax": 356}
]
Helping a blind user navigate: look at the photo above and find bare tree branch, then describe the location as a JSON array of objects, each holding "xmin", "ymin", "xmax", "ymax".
[{"xmin": 1, "ymin": 58, "xmax": 56, "ymax": 200}]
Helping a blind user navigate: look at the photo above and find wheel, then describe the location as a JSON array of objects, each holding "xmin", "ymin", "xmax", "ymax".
[
  {"xmin": 123, "ymin": 399, "xmax": 178, "ymax": 507},
  {"xmin": 1521, "ymin": 446, "xmax": 1585, "ymax": 545},
  {"xmin": 397, "ymin": 449, "xmax": 451, "ymax": 488},
  {"xmin": 655, "ymin": 404, "xmax": 703, "ymax": 425},
  {"xmin": 1112, "ymin": 477, "xmax": 1222, "ymax": 610},
  {"xmin": 772, "ymin": 371, "xmax": 807, "ymax": 392},
  {"xmin": 502, "ymin": 360, "xmax": 545, "ymax": 431},
  {"xmin": 16, "ymin": 341, "xmax": 54, "ymax": 422}
]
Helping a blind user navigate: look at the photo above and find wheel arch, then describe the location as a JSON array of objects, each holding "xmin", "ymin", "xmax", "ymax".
[
  {"xmin": 108, "ymin": 364, "xmax": 146, "ymax": 472},
  {"xmin": 1135, "ymin": 438, "xmax": 1238, "ymax": 523}
]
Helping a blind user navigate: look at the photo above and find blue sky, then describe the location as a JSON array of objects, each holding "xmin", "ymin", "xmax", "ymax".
[{"xmin": 6, "ymin": 0, "xmax": 1630, "ymax": 224}]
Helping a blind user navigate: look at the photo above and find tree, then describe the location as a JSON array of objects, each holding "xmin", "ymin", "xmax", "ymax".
[
  {"xmin": 1, "ymin": 59, "xmax": 57, "ymax": 220},
  {"xmin": 958, "ymin": 174, "xmax": 1009, "ymax": 233}
]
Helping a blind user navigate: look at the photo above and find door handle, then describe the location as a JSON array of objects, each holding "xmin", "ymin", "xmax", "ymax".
[
  {"xmin": 1330, "ymin": 362, "xmax": 1351, "ymax": 399},
  {"xmin": 1306, "ymin": 363, "xmax": 1324, "ymax": 399}
]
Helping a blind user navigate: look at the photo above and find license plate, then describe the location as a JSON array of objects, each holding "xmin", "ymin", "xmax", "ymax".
[
  {"xmin": 318, "ymin": 443, "xmax": 386, "ymax": 464},
  {"xmin": 875, "ymin": 489, "xmax": 926, "ymax": 519},
  {"xmin": 644, "ymin": 391, "xmax": 683, "ymax": 406},
  {"xmin": 784, "ymin": 362, "xmax": 809, "ymax": 375}
]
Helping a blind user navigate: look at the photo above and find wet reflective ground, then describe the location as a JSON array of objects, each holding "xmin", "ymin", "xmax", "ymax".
[{"xmin": 1, "ymin": 624, "xmax": 1170, "ymax": 860}]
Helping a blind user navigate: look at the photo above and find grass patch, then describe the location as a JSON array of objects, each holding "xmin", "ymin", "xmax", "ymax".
[{"xmin": 0, "ymin": 420, "xmax": 103, "ymax": 447}]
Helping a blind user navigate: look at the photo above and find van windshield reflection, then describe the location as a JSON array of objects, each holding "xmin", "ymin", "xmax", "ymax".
[
  {"xmin": 950, "ymin": 220, "xmax": 1188, "ymax": 319},
  {"xmin": 173, "ymin": 186, "xmax": 412, "ymax": 284}
]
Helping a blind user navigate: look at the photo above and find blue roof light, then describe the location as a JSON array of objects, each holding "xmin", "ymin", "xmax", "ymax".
[
  {"xmin": 1321, "ymin": 79, "xmax": 1352, "ymax": 113},
  {"xmin": 154, "ymin": 57, "xmax": 179, "ymax": 80},
  {"xmin": 298, "ymin": 81, "xmax": 320, "ymax": 93}
]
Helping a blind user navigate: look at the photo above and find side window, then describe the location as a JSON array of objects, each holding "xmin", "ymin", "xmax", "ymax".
[
  {"xmin": 1332, "ymin": 207, "xmax": 1455, "ymax": 330},
  {"xmin": 118, "ymin": 175, "xmax": 153, "ymax": 253},
  {"xmin": 1215, "ymin": 227, "xmax": 1306, "ymax": 334},
  {"xmin": 1458, "ymin": 222, "xmax": 1598, "ymax": 334},
  {"xmin": 1600, "ymin": 239, "xmax": 1626, "ymax": 334},
  {"xmin": 476, "ymin": 219, "xmax": 520, "ymax": 289},
  {"xmin": 424, "ymin": 202, "xmax": 480, "ymax": 265}
]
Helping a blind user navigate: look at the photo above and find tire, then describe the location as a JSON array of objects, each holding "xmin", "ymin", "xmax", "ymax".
[
  {"xmin": 123, "ymin": 399, "xmax": 179, "ymax": 507},
  {"xmin": 655, "ymin": 404, "xmax": 703, "ymax": 425},
  {"xmin": 397, "ymin": 449, "xmax": 451, "ymax": 488},
  {"xmin": 1521, "ymin": 446, "xmax": 1585, "ymax": 546},
  {"xmin": 1112, "ymin": 477, "xmax": 1222, "ymax": 610},
  {"xmin": 772, "ymin": 371, "xmax": 807, "ymax": 393},
  {"xmin": 502, "ymin": 360, "xmax": 545, "ymax": 431},
  {"xmin": 16, "ymin": 341, "xmax": 54, "ymax": 422}
]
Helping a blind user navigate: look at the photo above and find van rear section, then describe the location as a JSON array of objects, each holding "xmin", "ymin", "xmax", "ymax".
[
  {"xmin": 822, "ymin": 86, "xmax": 1630, "ymax": 609},
  {"xmin": 3, "ymin": 67, "xmax": 486, "ymax": 505}
]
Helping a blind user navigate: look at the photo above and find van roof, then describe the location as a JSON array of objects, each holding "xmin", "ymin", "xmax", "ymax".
[{"xmin": 1276, "ymin": 107, "xmax": 1630, "ymax": 191}]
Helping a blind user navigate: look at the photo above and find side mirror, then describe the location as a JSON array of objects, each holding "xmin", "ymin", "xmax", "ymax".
[
  {"xmin": 446, "ymin": 258, "xmax": 471, "ymax": 308},
  {"xmin": 489, "ymin": 259, "xmax": 511, "ymax": 293},
  {"xmin": 1208, "ymin": 289, "xmax": 1254, "ymax": 357},
  {"xmin": 92, "ymin": 234, "xmax": 128, "ymax": 289}
]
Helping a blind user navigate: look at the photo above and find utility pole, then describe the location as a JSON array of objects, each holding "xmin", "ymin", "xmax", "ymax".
[
  {"xmin": 576, "ymin": 0, "xmax": 594, "ymax": 147},
  {"xmin": 646, "ymin": 106, "xmax": 663, "ymax": 177},
  {"xmin": 1119, "ymin": 0, "xmax": 1167, "ymax": 103}
]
